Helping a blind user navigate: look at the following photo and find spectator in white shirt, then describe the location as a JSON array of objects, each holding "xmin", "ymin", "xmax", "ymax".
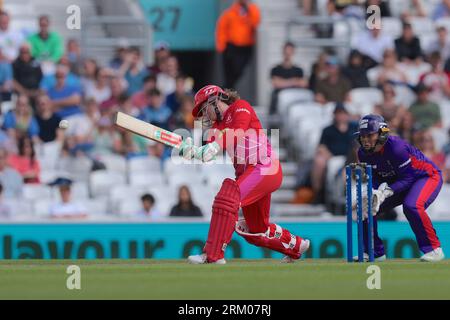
[
  {"xmin": 352, "ymin": 27, "xmax": 394, "ymax": 68},
  {"xmin": 85, "ymin": 67, "xmax": 112, "ymax": 104},
  {"xmin": 0, "ymin": 10, "xmax": 25, "ymax": 62},
  {"xmin": 48, "ymin": 177, "xmax": 87, "ymax": 219},
  {"xmin": 0, "ymin": 147, "xmax": 23, "ymax": 198},
  {"xmin": 138, "ymin": 193, "xmax": 162, "ymax": 220},
  {"xmin": 157, "ymin": 55, "xmax": 179, "ymax": 96},
  {"xmin": 426, "ymin": 26, "xmax": 450, "ymax": 61}
]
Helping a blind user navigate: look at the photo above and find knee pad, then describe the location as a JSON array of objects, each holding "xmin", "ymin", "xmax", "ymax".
[{"xmin": 213, "ymin": 178, "xmax": 241, "ymax": 213}]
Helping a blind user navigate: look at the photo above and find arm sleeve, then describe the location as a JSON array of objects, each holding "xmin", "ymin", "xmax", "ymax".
[
  {"xmin": 248, "ymin": 4, "xmax": 261, "ymax": 28},
  {"xmin": 388, "ymin": 145, "xmax": 416, "ymax": 194}
]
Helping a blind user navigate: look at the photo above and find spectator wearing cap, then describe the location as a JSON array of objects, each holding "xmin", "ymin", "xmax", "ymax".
[
  {"xmin": 0, "ymin": 147, "xmax": 23, "ymax": 198},
  {"xmin": 0, "ymin": 10, "xmax": 25, "ymax": 62},
  {"xmin": 119, "ymin": 47, "xmax": 150, "ymax": 96},
  {"xmin": 140, "ymin": 88, "xmax": 172, "ymax": 130},
  {"xmin": 351, "ymin": 26, "xmax": 394, "ymax": 67},
  {"xmin": 2, "ymin": 94, "xmax": 40, "ymax": 143},
  {"xmin": 341, "ymin": 49, "xmax": 370, "ymax": 89},
  {"xmin": 395, "ymin": 22, "xmax": 423, "ymax": 64},
  {"xmin": 315, "ymin": 56, "xmax": 352, "ymax": 104},
  {"xmin": 409, "ymin": 83, "xmax": 442, "ymax": 129},
  {"xmin": 12, "ymin": 43, "xmax": 43, "ymax": 105},
  {"xmin": 27, "ymin": 15, "xmax": 64, "ymax": 63},
  {"xmin": 35, "ymin": 93, "xmax": 64, "ymax": 143},
  {"xmin": 419, "ymin": 51, "xmax": 450, "ymax": 102},
  {"xmin": 165, "ymin": 74, "xmax": 193, "ymax": 113},
  {"xmin": 157, "ymin": 55, "xmax": 180, "ymax": 96},
  {"xmin": 46, "ymin": 64, "xmax": 83, "ymax": 119},
  {"xmin": 269, "ymin": 42, "xmax": 307, "ymax": 114},
  {"xmin": 0, "ymin": 47, "xmax": 13, "ymax": 102},
  {"xmin": 170, "ymin": 185, "xmax": 203, "ymax": 217},
  {"xmin": 7, "ymin": 136, "xmax": 40, "ymax": 184},
  {"xmin": 48, "ymin": 177, "xmax": 87, "ymax": 219},
  {"xmin": 138, "ymin": 193, "xmax": 162, "ymax": 219},
  {"xmin": 131, "ymin": 74, "xmax": 157, "ymax": 110},
  {"xmin": 149, "ymin": 41, "xmax": 171, "ymax": 75},
  {"xmin": 310, "ymin": 103, "xmax": 357, "ymax": 203},
  {"xmin": 426, "ymin": 26, "xmax": 450, "ymax": 61}
]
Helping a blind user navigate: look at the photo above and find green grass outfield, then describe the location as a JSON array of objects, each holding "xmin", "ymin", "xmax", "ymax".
[{"xmin": 0, "ymin": 259, "xmax": 449, "ymax": 299}]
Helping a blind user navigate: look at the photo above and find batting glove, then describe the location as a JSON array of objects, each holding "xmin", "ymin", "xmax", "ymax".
[
  {"xmin": 179, "ymin": 137, "xmax": 195, "ymax": 160},
  {"xmin": 194, "ymin": 141, "xmax": 221, "ymax": 162}
]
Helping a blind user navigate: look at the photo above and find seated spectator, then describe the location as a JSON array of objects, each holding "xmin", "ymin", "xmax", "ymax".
[
  {"xmin": 35, "ymin": 93, "xmax": 63, "ymax": 143},
  {"xmin": 395, "ymin": 22, "xmax": 423, "ymax": 64},
  {"xmin": 48, "ymin": 177, "xmax": 87, "ymax": 219},
  {"xmin": 12, "ymin": 43, "xmax": 43, "ymax": 105},
  {"xmin": 309, "ymin": 51, "xmax": 329, "ymax": 92},
  {"xmin": 419, "ymin": 51, "xmax": 450, "ymax": 102},
  {"xmin": 8, "ymin": 136, "xmax": 40, "ymax": 184},
  {"xmin": 100, "ymin": 76, "xmax": 126, "ymax": 116},
  {"xmin": 131, "ymin": 74, "xmax": 157, "ymax": 110},
  {"xmin": 311, "ymin": 103, "xmax": 356, "ymax": 203},
  {"xmin": 2, "ymin": 94, "xmax": 40, "ymax": 143},
  {"xmin": 84, "ymin": 67, "xmax": 112, "ymax": 104},
  {"xmin": 426, "ymin": 26, "xmax": 450, "ymax": 61},
  {"xmin": 27, "ymin": 15, "xmax": 64, "ymax": 64},
  {"xmin": 315, "ymin": 56, "xmax": 352, "ymax": 104},
  {"xmin": 364, "ymin": 0, "xmax": 391, "ymax": 18},
  {"xmin": 0, "ymin": 10, "xmax": 25, "ymax": 62},
  {"xmin": 399, "ymin": 0, "xmax": 427, "ymax": 19},
  {"xmin": 66, "ymin": 38, "xmax": 82, "ymax": 75},
  {"xmin": 39, "ymin": 55, "xmax": 82, "ymax": 92},
  {"xmin": 341, "ymin": 49, "xmax": 370, "ymax": 88},
  {"xmin": 138, "ymin": 193, "xmax": 162, "ymax": 219},
  {"xmin": 165, "ymin": 74, "xmax": 194, "ymax": 113},
  {"xmin": 0, "ymin": 147, "xmax": 23, "ymax": 198},
  {"xmin": 0, "ymin": 183, "xmax": 11, "ymax": 218},
  {"xmin": 416, "ymin": 130, "xmax": 446, "ymax": 181},
  {"xmin": 170, "ymin": 185, "xmax": 203, "ymax": 217},
  {"xmin": 149, "ymin": 41, "xmax": 171, "ymax": 75},
  {"xmin": 90, "ymin": 116, "xmax": 123, "ymax": 158},
  {"xmin": 269, "ymin": 42, "xmax": 307, "ymax": 114},
  {"xmin": 409, "ymin": 82, "xmax": 442, "ymax": 129},
  {"xmin": 46, "ymin": 65, "xmax": 82, "ymax": 119},
  {"xmin": 0, "ymin": 47, "xmax": 13, "ymax": 101},
  {"xmin": 118, "ymin": 93, "xmax": 140, "ymax": 118},
  {"xmin": 432, "ymin": 0, "xmax": 450, "ymax": 21},
  {"xmin": 80, "ymin": 58, "xmax": 98, "ymax": 94},
  {"xmin": 397, "ymin": 110, "xmax": 415, "ymax": 143},
  {"xmin": 169, "ymin": 95, "xmax": 195, "ymax": 131},
  {"xmin": 119, "ymin": 47, "xmax": 149, "ymax": 96},
  {"xmin": 351, "ymin": 27, "xmax": 394, "ymax": 68},
  {"xmin": 374, "ymin": 83, "xmax": 408, "ymax": 132},
  {"xmin": 368, "ymin": 49, "xmax": 408, "ymax": 86},
  {"xmin": 157, "ymin": 55, "xmax": 179, "ymax": 96},
  {"xmin": 140, "ymin": 88, "xmax": 172, "ymax": 130}
]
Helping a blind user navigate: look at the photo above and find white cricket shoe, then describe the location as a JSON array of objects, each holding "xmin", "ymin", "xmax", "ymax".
[
  {"xmin": 352, "ymin": 253, "xmax": 386, "ymax": 262},
  {"xmin": 187, "ymin": 253, "xmax": 227, "ymax": 265},
  {"xmin": 420, "ymin": 248, "xmax": 445, "ymax": 262},
  {"xmin": 281, "ymin": 239, "xmax": 310, "ymax": 263}
]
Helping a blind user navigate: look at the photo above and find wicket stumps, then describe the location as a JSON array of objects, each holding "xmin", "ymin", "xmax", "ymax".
[{"xmin": 345, "ymin": 163, "xmax": 375, "ymax": 262}]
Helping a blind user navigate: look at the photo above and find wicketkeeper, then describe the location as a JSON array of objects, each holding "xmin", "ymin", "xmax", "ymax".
[
  {"xmin": 179, "ymin": 85, "xmax": 310, "ymax": 264},
  {"xmin": 355, "ymin": 114, "xmax": 444, "ymax": 262}
]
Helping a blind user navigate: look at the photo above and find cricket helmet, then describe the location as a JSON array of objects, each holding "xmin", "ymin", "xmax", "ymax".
[
  {"xmin": 192, "ymin": 85, "xmax": 226, "ymax": 118},
  {"xmin": 356, "ymin": 114, "xmax": 390, "ymax": 152}
]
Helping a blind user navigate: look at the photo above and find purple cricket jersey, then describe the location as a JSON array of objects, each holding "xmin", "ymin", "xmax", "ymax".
[{"xmin": 357, "ymin": 135, "xmax": 441, "ymax": 194}]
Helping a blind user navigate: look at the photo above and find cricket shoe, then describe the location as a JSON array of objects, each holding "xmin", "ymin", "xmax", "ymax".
[
  {"xmin": 352, "ymin": 253, "xmax": 386, "ymax": 262},
  {"xmin": 281, "ymin": 239, "xmax": 310, "ymax": 263},
  {"xmin": 187, "ymin": 253, "xmax": 227, "ymax": 265},
  {"xmin": 420, "ymin": 247, "xmax": 445, "ymax": 262}
]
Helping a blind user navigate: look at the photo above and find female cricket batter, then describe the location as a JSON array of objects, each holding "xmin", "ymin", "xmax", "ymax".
[
  {"xmin": 180, "ymin": 85, "xmax": 310, "ymax": 264},
  {"xmin": 356, "ymin": 114, "xmax": 444, "ymax": 262}
]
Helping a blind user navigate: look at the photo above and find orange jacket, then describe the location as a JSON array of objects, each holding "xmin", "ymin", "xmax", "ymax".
[{"xmin": 215, "ymin": 2, "xmax": 261, "ymax": 52}]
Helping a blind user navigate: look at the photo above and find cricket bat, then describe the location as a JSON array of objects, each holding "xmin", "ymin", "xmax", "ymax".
[{"xmin": 114, "ymin": 111, "xmax": 183, "ymax": 149}]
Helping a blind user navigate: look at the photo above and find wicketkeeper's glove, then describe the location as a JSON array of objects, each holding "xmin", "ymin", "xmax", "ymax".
[{"xmin": 371, "ymin": 182, "xmax": 394, "ymax": 215}]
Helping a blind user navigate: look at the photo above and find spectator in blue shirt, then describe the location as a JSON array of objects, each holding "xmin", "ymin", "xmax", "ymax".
[
  {"xmin": 140, "ymin": 88, "xmax": 172, "ymax": 130},
  {"xmin": 165, "ymin": 74, "xmax": 193, "ymax": 113},
  {"xmin": 0, "ymin": 48, "xmax": 13, "ymax": 102},
  {"xmin": 40, "ymin": 55, "xmax": 82, "ymax": 92},
  {"xmin": 2, "ymin": 94, "xmax": 40, "ymax": 143},
  {"xmin": 119, "ymin": 47, "xmax": 149, "ymax": 96},
  {"xmin": 46, "ymin": 65, "xmax": 82, "ymax": 118}
]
